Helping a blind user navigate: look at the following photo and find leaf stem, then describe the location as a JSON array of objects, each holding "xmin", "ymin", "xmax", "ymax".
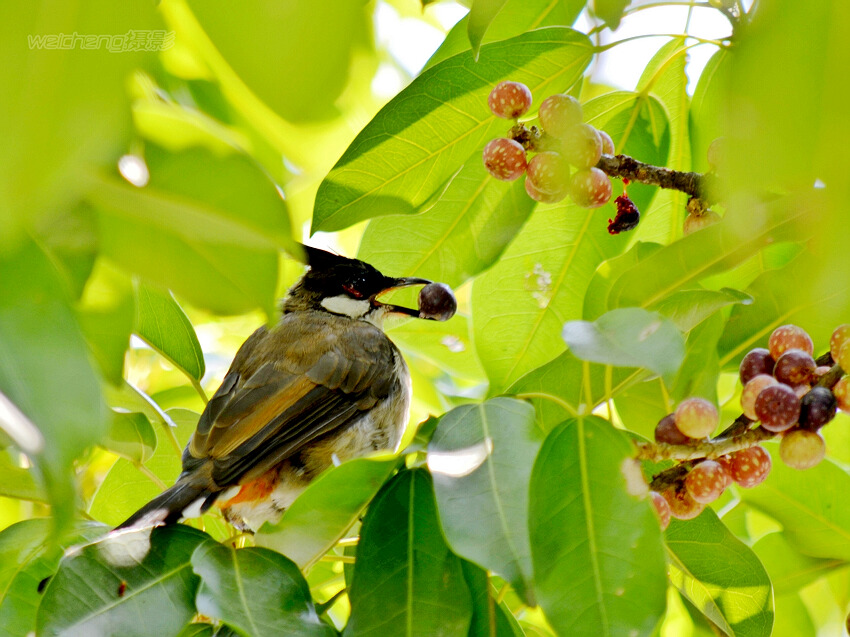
[
  {"xmin": 595, "ymin": 33, "xmax": 729, "ymax": 53},
  {"xmin": 514, "ymin": 392, "xmax": 578, "ymax": 417}
]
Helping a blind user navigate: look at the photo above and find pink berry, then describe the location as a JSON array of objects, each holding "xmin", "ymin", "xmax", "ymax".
[
  {"xmin": 833, "ymin": 376, "xmax": 850, "ymax": 411},
  {"xmin": 755, "ymin": 384, "xmax": 801, "ymax": 432},
  {"xmin": 561, "ymin": 123, "xmax": 603, "ymax": 169},
  {"xmin": 674, "ymin": 397, "xmax": 719, "ymax": 439},
  {"xmin": 768, "ymin": 324, "xmax": 813, "ymax": 359},
  {"xmin": 538, "ymin": 94, "xmax": 583, "ymax": 139},
  {"xmin": 526, "ymin": 151, "xmax": 570, "ymax": 195},
  {"xmin": 773, "ymin": 348, "xmax": 816, "ymax": 386},
  {"xmin": 830, "ymin": 324, "xmax": 850, "ymax": 362},
  {"xmin": 739, "ymin": 348, "xmax": 775, "ymax": 385},
  {"xmin": 741, "ymin": 374, "xmax": 778, "ymax": 420},
  {"xmin": 684, "ymin": 460, "xmax": 728, "ymax": 504},
  {"xmin": 597, "ymin": 129, "xmax": 615, "ymax": 155},
  {"xmin": 568, "ymin": 167, "xmax": 612, "ymax": 208},
  {"xmin": 482, "ymin": 138, "xmax": 527, "ymax": 181},
  {"xmin": 488, "ymin": 81, "xmax": 533, "ymax": 119},
  {"xmin": 650, "ymin": 491, "xmax": 671, "ymax": 530},
  {"xmin": 654, "ymin": 413, "xmax": 691, "ymax": 445},
  {"xmin": 524, "ymin": 176, "xmax": 567, "ymax": 203},
  {"xmin": 729, "ymin": 446, "xmax": 772, "ymax": 488},
  {"xmin": 838, "ymin": 340, "xmax": 850, "ymax": 374},
  {"xmin": 662, "ymin": 485, "xmax": 704, "ymax": 520}
]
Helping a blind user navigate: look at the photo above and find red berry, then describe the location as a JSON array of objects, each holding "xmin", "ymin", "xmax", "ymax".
[
  {"xmin": 835, "ymin": 376, "xmax": 850, "ymax": 412},
  {"xmin": 684, "ymin": 460, "xmax": 728, "ymax": 504},
  {"xmin": 715, "ymin": 455, "xmax": 735, "ymax": 488},
  {"xmin": 482, "ymin": 138, "xmax": 527, "ymax": 181},
  {"xmin": 597, "ymin": 129, "xmax": 615, "ymax": 155},
  {"xmin": 524, "ymin": 176, "xmax": 567, "ymax": 203},
  {"xmin": 650, "ymin": 491, "xmax": 671, "ymax": 530},
  {"xmin": 526, "ymin": 151, "xmax": 569, "ymax": 195},
  {"xmin": 741, "ymin": 374, "xmax": 778, "ymax": 420},
  {"xmin": 830, "ymin": 324, "xmax": 850, "ymax": 362},
  {"xmin": 488, "ymin": 81, "xmax": 533, "ymax": 119},
  {"xmin": 755, "ymin": 384, "xmax": 801, "ymax": 432},
  {"xmin": 662, "ymin": 485, "xmax": 704, "ymax": 520},
  {"xmin": 773, "ymin": 348, "xmax": 816, "ymax": 386},
  {"xmin": 729, "ymin": 446, "xmax": 772, "ymax": 488},
  {"xmin": 682, "ymin": 211, "xmax": 721, "ymax": 235},
  {"xmin": 799, "ymin": 386, "xmax": 837, "ymax": 430},
  {"xmin": 739, "ymin": 348, "xmax": 775, "ymax": 385},
  {"xmin": 654, "ymin": 413, "xmax": 691, "ymax": 445},
  {"xmin": 561, "ymin": 123, "xmax": 603, "ymax": 169},
  {"xmin": 568, "ymin": 167, "xmax": 612, "ymax": 208},
  {"xmin": 838, "ymin": 340, "xmax": 850, "ymax": 373},
  {"xmin": 538, "ymin": 94, "xmax": 583, "ymax": 139},
  {"xmin": 768, "ymin": 324, "xmax": 813, "ymax": 359},
  {"xmin": 779, "ymin": 429, "xmax": 825, "ymax": 470},
  {"xmin": 674, "ymin": 397, "xmax": 719, "ymax": 439}
]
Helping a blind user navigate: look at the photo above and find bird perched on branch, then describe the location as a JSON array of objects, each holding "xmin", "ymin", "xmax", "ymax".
[{"xmin": 117, "ymin": 245, "xmax": 456, "ymax": 532}]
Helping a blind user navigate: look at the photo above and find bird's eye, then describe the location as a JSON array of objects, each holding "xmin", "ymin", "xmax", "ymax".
[{"xmin": 342, "ymin": 283, "xmax": 365, "ymax": 298}]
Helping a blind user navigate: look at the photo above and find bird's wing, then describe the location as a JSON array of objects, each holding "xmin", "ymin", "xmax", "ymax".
[{"xmin": 185, "ymin": 312, "xmax": 400, "ymax": 487}]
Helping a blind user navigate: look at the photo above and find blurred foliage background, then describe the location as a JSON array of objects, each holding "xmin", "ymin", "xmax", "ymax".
[{"xmin": 3, "ymin": 0, "xmax": 850, "ymax": 635}]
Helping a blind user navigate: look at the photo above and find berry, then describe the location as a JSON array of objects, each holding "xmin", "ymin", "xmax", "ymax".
[
  {"xmin": 773, "ymin": 348, "xmax": 816, "ymax": 385},
  {"xmin": 715, "ymin": 455, "xmax": 735, "ymax": 487},
  {"xmin": 706, "ymin": 137, "xmax": 726, "ymax": 170},
  {"xmin": 418, "ymin": 283, "xmax": 457, "ymax": 321},
  {"xmin": 779, "ymin": 429, "xmax": 825, "ymax": 470},
  {"xmin": 482, "ymin": 138, "xmax": 527, "ymax": 181},
  {"xmin": 838, "ymin": 340, "xmax": 850, "ymax": 373},
  {"xmin": 597, "ymin": 129, "xmax": 615, "ymax": 155},
  {"xmin": 674, "ymin": 397, "xmax": 719, "ymax": 439},
  {"xmin": 662, "ymin": 485, "xmax": 704, "ymax": 520},
  {"xmin": 755, "ymin": 384, "xmax": 801, "ymax": 432},
  {"xmin": 684, "ymin": 460, "xmax": 728, "ymax": 504},
  {"xmin": 568, "ymin": 167, "xmax": 612, "ymax": 208},
  {"xmin": 729, "ymin": 446, "xmax": 772, "ymax": 488},
  {"xmin": 654, "ymin": 413, "xmax": 691, "ymax": 445},
  {"xmin": 739, "ymin": 348, "xmax": 775, "ymax": 385},
  {"xmin": 833, "ymin": 376, "xmax": 850, "ymax": 411},
  {"xmin": 538, "ymin": 94, "xmax": 583, "ymax": 139},
  {"xmin": 526, "ymin": 152, "xmax": 569, "ymax": 195},
  {"xmin": 650, "ymin": 491, "xmax": 671, "ymax": 530},
  {"xmin": 607, "ymin": 194, "xmax": 640, "ymax": 235},
  {"xmin": 741, "ymin": 374, "xmax": 778, "ymax": 420},
  {"xmin": 488, "ymin": 81, "xmax": 533, "ymax": 119},
  {"xmin": 524, "ymin": 176, "xmax": 567, "ymax": 203},
  {"xmin": 799, "ymin": 386, "xmax": 837, "ymax": 430},
  {"xmin": 683, "ymin": 210, "xmax": 721, "ymax": 235},
  {"xmin": 830, "ymin": 324, "xmax": 850, "ymax": 362},
  {"xmin": 768, "ymin": 324, "xmax": 813, "ymax": 359},
  {"xmin": 792, "ymin": 384, "xmax": 811, "ymax": 399},
  {"xmin": 561, "ymin": 124, "xmax": 603, "ymax": 169}
]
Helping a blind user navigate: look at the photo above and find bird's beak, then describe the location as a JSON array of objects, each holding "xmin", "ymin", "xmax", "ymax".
[{"xmin": 373, "ymin": 276, "xmax": 432, "ymax": 318}]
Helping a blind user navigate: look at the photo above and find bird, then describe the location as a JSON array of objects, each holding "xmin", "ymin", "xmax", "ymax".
[{"xmin": 116, "ymin": 245, "xmax": 453, "ymax": 532}]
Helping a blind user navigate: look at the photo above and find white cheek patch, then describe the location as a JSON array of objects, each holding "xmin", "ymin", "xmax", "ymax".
[{"xmin": 321, "ymin": 295, "xmax": 371, "ymax": 319}]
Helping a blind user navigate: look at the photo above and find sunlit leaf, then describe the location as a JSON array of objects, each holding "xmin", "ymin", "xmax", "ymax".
[
  {"xmin": 752, "ymin": 532, "xmax": 845, "ymax": 597},
  {"xmin": 593, "ymin": 0, "xmax": 630, "ymax": 29},
  {"xmin": 0, "ymin": 451, "xmax": 45, "ymax": 503},
  {"xmin": 529, "ymin": 416, "xmax": 667, "ymax": 636},
  {"xmin": 461, "ymin": 561, "xmax": 525, "ymax": 637},
  {"xmin": 652, "ymin": 288, "xmax": 752, "ymax": 333},
  {"xmin": 103, "ymin": 411, "xmax": 158, "ymax": 464},
  {"xmin": 467, "ymin": 0, "xmax": 510, "ymax": 59}
]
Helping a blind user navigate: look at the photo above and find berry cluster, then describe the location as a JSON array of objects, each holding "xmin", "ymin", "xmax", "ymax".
[
  {"xmin": 647, "ymin": 323, "xmax": 850, "ymax": 529},
  {"xmin": 482, "ymin": 81, "xmax": 615, "ymax": 208}
]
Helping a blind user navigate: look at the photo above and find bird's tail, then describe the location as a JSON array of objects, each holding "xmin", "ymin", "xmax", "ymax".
[{"xmin": 115, "ymin": 479, "xmax": 214, "ymax": 530}]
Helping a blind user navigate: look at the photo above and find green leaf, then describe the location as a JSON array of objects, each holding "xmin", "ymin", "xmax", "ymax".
[
  {"xmin": 669, "ymin": 312, "xmax": 723, "ymax": 404},
  {"xmin": 0, "ymin": 451, "xmax": 45, "ymax": 503},
  {"xmin": 255, "ymin": 457, "xmax": 397, "ymax": 571},
  {"xmin": 192, "ymin": 545, "xmax": 335, "ymax": 637},
  {"xmin": 593, "ymin": 0, "xmax": 631, "ymax": 29},
  {"xmin": 313, "ymin": 28, "xmax": 593, "ymax": 233},
  {"xmin": 425, "ymin": 0, "xmax": 584, "ymax": 70},
  {"xmin": 388, "ymin": 314, "xmax": 485, "ymax": 382},
  {"xmin": 583, "ymin": 242, "xmax": 663, "ymax": 321},
  {"xmin": 751, "ymin": 532, "xmax": 846, "ymax": 597},
  {"xmin": 134, "ymin": 282, "xmax": 206, "ymax": 382},
  {"xmin": 460, "ymin": 561, "xmax": 525, "ymax": 637},
  {"xmin": 772, "ymin": 593, "xmax": 816, "ymax": 637},
  {"xmin": 344, "ymin": 468, "xmax": 472, "ymax": 636},
  {"xmin": 665, "ymin": 510, "xmax": 774, "ymax": 637},
  {"xmin": 608, "ymin": 193, "xmax": 818, "ymax": 310},
  {"xmin": 689, "ymin": 47, "xmax": 732, "ymax": 174},
  {"xmin": 739, "ymin": 444, "xmax": 850, "ymax": 561},
  {"xmin": 76, "ymin": 260, "xmax": 135, "ymax": 385},
  {"xmin": 652, "ymin": 288, "xmax": 752, "ymax": 333},
  {"xmin": 428, "ymin": 398, "xmax": 542, "ymax": 605},
  {"xmin": 0, "ymin": 519, "xmax": 106, "ymax": 637},
  {"xmin": 33, "ymin": 203, "xmax": 98, "ymax": 301},
  {"xmin": 358, "ymin": 155, "xmax": 534, "ymax": 290},
  {"xmin": 562, "ymin": 308, "xmax": 685, "ymax": 382},
  {"xmin": 103, "ymin": 411, "xmax": 158, "ymax": 464},
  {"xmin": 0, "ymin": 239, "xmax": 107, "ymax": 533},
  {"xmin": 529, "ymin": 416, "xmax": 667, "ymax": 636},
  {"xmin": 467, "ymin": 0, "xmax": 510, "ymax": 59},
  {"xmin": 188, "ymin": 0, "xmax": 370, "ymax": 122},
  {"xmin": 36, "ymin": 525, "xmax": 213, "ymax": 637}
]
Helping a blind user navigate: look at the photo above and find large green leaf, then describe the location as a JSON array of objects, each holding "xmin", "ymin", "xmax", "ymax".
[
  {"xmin": 652, "ymin": 288, "xmax": 752, "ymax": 334},
  {"xmin": 388, "ymin": 314, "xmax": 485, "ymax": 382},
  {"xmin": 313, "ymin": 28, "xmax": 593, "ymax": 233},
  {"xmin": 103, "ymin": 411, "xmax": 158, "ymax": 464},
  {"xmin": 36, "ymin": 525, "xmax": 213, "ymax": 637},
  {"xmin": 0, "ymin": 519, "xmax": 105, "ymax": 637},
  {"xmin": 426, "ymin": 0, "xmax": 584, "ymax": 70},
  {"xmin": 460, "ymin": 561, "xmax": 525, "ymax": 637},
  {"xmin": 669, "ymin": 312, "xmax": 723, "ymax": 404},
  {"xmin": 751, "ymin": 532, "xmax": 845, "ymax": 597},
  {"xmin": 192, "ymin": 545, "xmax": 334, "ymax": 637},
  {"xmin": 357, "ymin": 154, "xmax": 534, "ymax": 290},
  {"xmin": 134, "ymin": 283, "xmax": 205, "ymax": 383},
  {"xmin": 0, "ymin": 451, "xmax": 45, "ymax": 503},
  {"xmin": 255, "ymin": 457, "xmax": 396, "ymax": 571},
  {"xmin": 583, "ymin": 242, "xmax": 663, "ymax": 321},
  {"xmin": 665, "ymin": 510, "xmax": 774, "ymax": 637},
  {"xmin": 344, "ymin": 468, "xmax": 472, "ymax": 636},
  {"xmin": 740, "ymin": 444, "xmax": 850, "ymax": 561},
  {"xmin": 593, "ymin": 0, "xmax": 631, "ymax": 29},
  {"xmin": 428, "ymin": 399, "xmax": 542, "ymax": 605},
  {"xmin": 561, "ymin": 307, "xmax": 685, "ymax": 382},
  {"xmin": 689, "ymin": 47, "xmax": 732, "ymax": 174},
  {"xmin": 467, "ymin": 0, "xmax": 510, "ymax": 59},
  {"xmin": 529, "ymin": 416, "xmax": 667, "ymax": 636},
  {"xmin": 0, "ymin": 240, "xmax": 107, "ymax": 533}
]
